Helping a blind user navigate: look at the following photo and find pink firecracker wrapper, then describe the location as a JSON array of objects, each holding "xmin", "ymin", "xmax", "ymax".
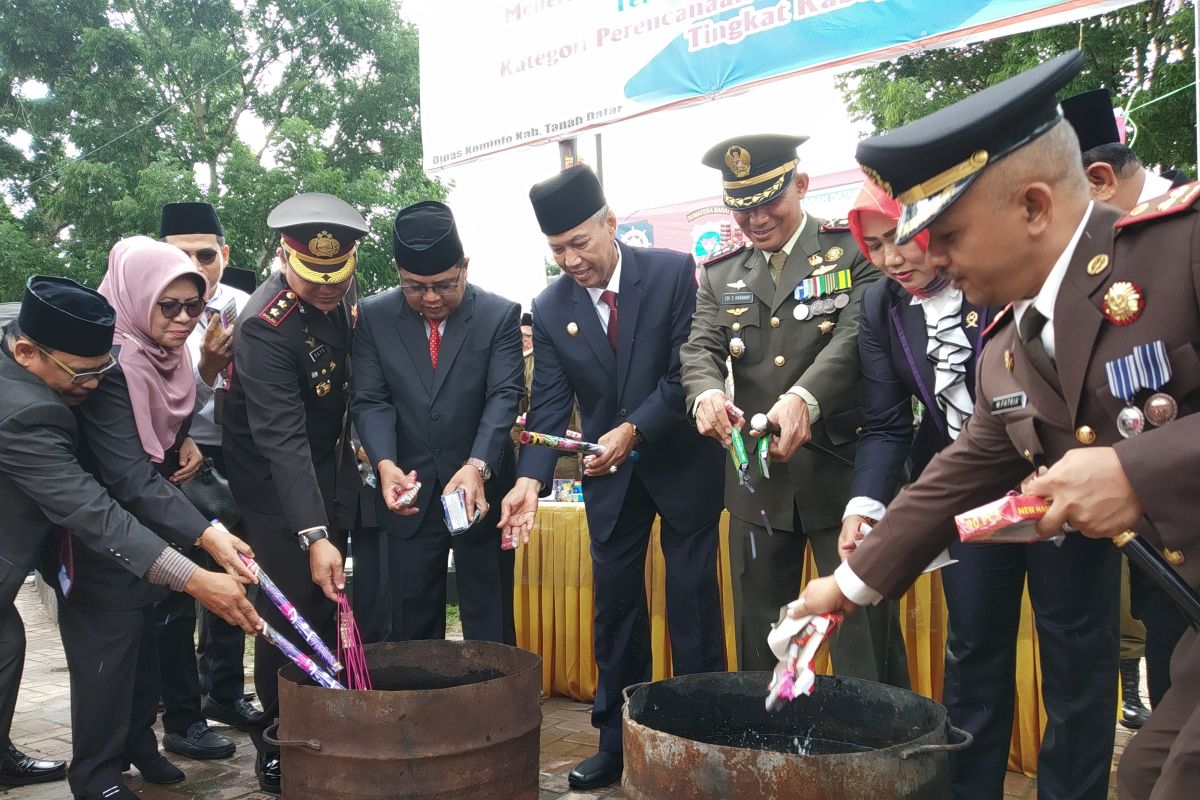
[{"xmin": 955, "ymin": 492, "xmax": 1049, "ymax": 543}]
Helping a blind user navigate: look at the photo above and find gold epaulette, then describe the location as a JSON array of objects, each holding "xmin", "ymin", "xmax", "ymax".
[
  {"xmin": 701, "ymin": 240, "xmax": 750, "ymax": 267},
  {"xmin": 982, "ymin": 303, "xmax": 1013, "ymax": 338},
  {"xmin": 1117, "ymin": 181, "xmax": 1200, "ymax": 229},
  {"xmin": 258, "ymin": 289, "xmax": 298, "ymax": 327}
]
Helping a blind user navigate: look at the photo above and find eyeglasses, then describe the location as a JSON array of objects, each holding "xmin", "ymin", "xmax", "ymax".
[
  {"xmin": 176, "ymin": 247, "xmax": 220, "ymax": 266},
  {"xmin": 37, "ymin": 346, "xmax": 118, "ymax": 385},
  {"xmin": 400, "ymin": 268, "xmax": 462, "ymax": 297},
  {"xmin": 157, "ymin": 299, "xmax": 206, "ymax": 319}
]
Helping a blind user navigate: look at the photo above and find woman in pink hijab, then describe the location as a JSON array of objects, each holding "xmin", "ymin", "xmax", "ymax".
[{"xmin": 57, "ymin": 237, "xmax": 251, "ymax": 800}]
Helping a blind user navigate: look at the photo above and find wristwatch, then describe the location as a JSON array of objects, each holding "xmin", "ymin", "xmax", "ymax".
[
  {"xmin": 297, "ymin": 526, "xmax": 330, "ymax": 552},
  {"xmin": 465, "ymin": 457, "xmax": 492, "ymax": 481},
  {"xmin": 630, "ymin": 422, "xmax": 646, "ymax": 446}
]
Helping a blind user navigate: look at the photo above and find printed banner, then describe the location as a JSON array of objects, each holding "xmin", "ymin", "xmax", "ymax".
[{"xmin": 418, "ymin": 0, "xmax": 1139, "ymax": 171}]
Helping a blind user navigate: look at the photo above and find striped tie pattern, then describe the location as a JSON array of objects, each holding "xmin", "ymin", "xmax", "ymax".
[{"xmin": 924, "ymin": 291, "xmax": 974, "ymax": 440}]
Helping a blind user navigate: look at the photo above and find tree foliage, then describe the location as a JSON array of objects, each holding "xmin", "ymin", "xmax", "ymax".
[
  {"xmin": 0, "ymin": 0, "xmax": 444, "ymax": 301},
  {"xmin": 837, "ymin": 0, "xmax": 1195, "ymax": 174}
]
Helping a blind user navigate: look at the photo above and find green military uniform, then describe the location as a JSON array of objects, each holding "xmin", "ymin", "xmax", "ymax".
[{"xmin": 680, "ymin": 135, "xmax": 906, "ymax": 684}]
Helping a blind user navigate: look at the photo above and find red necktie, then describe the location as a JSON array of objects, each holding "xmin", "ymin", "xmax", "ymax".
[
  {"xmin": 600, "ymin": 290, "xmax": 618, "ymax": 350},
  {"xmin": 427, "ymin": 318, "xmax": 441, "ymax": 369}
]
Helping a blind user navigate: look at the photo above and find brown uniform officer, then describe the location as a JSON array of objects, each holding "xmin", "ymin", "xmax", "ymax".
[{"xmin": 800, "ymin": 50, "xmax": 1200, "ymax": 800}]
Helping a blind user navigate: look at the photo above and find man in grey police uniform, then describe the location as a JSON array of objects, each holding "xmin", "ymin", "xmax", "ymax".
[
  {"xmin": 680, "ymin": 135, "xmax": 905, "ymax": 684},
  {"xmin": 222, "ymin": 193, "xmax": 367, "ymax": 794}
]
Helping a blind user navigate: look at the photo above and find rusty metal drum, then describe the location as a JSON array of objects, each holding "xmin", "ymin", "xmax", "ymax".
[
  {"xmin": 623, "ymin": 672, "xmax": 970, "ymax": 799},
  {"xmin": 268, "ymin": 640, "xmax": 542, "ymax": 799}
]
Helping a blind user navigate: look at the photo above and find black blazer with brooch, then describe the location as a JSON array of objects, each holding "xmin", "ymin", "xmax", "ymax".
[{"xmin": 850, "ymin": 277, "xmax": 993, "ymax": 506}]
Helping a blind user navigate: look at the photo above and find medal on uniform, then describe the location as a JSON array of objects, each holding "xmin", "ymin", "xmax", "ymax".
[
  {"xmin": 729, "ymin": 337, "xmax": 746, "ymax": 359},
  {"xmin": 794, "ymin": 269, "xmax": 853, "ymax": 319},
  {"xmin": 1104, "ymin": 353, "xmax": 1144, "ymax": 437},
  {"xmin": 1102, "ymin": 281, "xmax": 1145, "ymax": 326},
  {"xmin": 1131, "ymin": 340, "xmax": 1177, "ymax": 426},
  {"xmin": 807, "ymin": 254, "xmax": 823, "ymax": 267}
]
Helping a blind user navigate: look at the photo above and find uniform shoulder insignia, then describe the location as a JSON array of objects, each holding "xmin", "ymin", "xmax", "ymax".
[
  {"xmin": 701, "ymin": 240, "xmax": 750, "ymax": 267},
  {"xmin": 258, "ymin": 289, "xmax": 299, "ymax": 327},
  {"xmin": 1116, "ymin": 181, "xmax": 1200, "ymax": 229},
  {"xmin": 820, "ymin": 218, "xmax": 851, "ymax": 232},
  {"xmin": 981, "ymin": 303, "xmax": 1013, "ymax": 338}
]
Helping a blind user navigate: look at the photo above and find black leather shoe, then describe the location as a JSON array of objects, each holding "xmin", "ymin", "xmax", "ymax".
[
  {"xmin": 256, "ymin": 751, "xmax": 281, "ymax": 795},
  {"xmin": 129, "ymin": 755, "xmax": 184, "ymax": 785},
  {"xmin": 163, "ymin": 720, "xmax": 236, "ymax": 759},
  {"xmin": 202, "ymin": 693, "xmax": 259, "ymax": 730},
  {"xmin": 0, "ymin": 744, "xmax": 67, "ymax": 785},
  {"xmin": 568, "ymin": 750, "xmax": 623, "ymax": 790}
]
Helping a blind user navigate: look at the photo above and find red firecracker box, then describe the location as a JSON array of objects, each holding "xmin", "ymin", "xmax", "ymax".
[{"xmin": 955, "ymin": 493, "xmax": 1049, "ymax": 543}]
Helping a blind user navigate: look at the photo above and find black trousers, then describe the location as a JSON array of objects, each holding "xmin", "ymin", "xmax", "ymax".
[
  {"xmin": 59, "ymin": 602, "xmax": 159, "ymax": 797},
  {"xmin": 0, "ymin": 602, "xmax": 24, "ymax": 751},
  {"xmin": 195, "ymin": 444, "xmax": 248, "ymax": 705},
  {"xmin": 940, "ymin": 535, "xmax": 1120, "ymax": 800},
  {"xmin": 154, "ymin": 588, "xmax": 204, "ymax": 734},
  {"xmin": 385, "ymin": 482, "xmax": 515, "ymax": 645},
  {"xmin": 242, "ymin": 507, "xmax": 340, "ymax": 756},
  {"xmin": 349, "ymin": 524, "xmax": 391, "ymax": 644},
  {"xmin": 590, "ymin": 475, "xmax": 726, "ymax": 753},
  {"xmin": 1128, "ymin": 559, "xmax": 1188, "ymax": 707}
]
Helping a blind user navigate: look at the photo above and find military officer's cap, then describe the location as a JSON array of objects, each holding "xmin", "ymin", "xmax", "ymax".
[
  {"xmin": 17, "ymin": 275, "xmax": 115, "ymax": 357},
  {"xmin": 856, "ymin": 49, "xmax": 1084, "ymax": 244},
  {"xmin": 159, "ymin": 202, "xmax": 223, "ymax": 238},
  {"xmin": 392, "ymin": 201, "xmax": 464, "ymax": 276},
  {"xmin": 268, "ymin": 192, "xmax": 369, "ymax": 285},
  {"xmin": 1061, "ymin": 88, "xmax": 1121, "ymax": 152},
  {"xmin": 529, "ymin": 165, "xmax": 608, "ymax": 236},
  {"xmin": 701, "ymin": 134, "xmax": 809, "ymax": 210}
]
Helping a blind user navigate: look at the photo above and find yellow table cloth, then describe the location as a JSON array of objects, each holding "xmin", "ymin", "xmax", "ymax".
[{"xmin": 513, "ymin": 504, "xmax": 1047, "ymax": 776}]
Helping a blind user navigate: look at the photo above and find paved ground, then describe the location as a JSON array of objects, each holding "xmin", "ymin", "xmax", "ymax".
[{"xmin": 4, "ymin": 580, "xmax": 1131, "ymax": 799}]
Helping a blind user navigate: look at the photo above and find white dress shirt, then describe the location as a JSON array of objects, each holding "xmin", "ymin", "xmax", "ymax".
[
  {"xmin": 187, "ymin": 282, "xmax": 251, "ymax": 447},
  {"xmin": 586, "ymin": 247, "xmax": 623, "ymax": 334}
]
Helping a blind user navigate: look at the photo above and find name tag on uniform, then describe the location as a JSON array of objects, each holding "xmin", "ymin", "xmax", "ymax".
[
  {"xmin": 308, "ymin": 345, "xmax": 329, "ymax": 363},
  {"xmin": 990, "ymin": 392, "xmax": 1027, "ymax": 414},
  {"xmin": 722, "ymin": 291, "xmax": 753, "ymax": 305}
]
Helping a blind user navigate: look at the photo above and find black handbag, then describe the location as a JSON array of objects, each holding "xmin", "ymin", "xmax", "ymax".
[{"xmin": 181, "ymin": 457, "xmax": 242, "ymax": 527}]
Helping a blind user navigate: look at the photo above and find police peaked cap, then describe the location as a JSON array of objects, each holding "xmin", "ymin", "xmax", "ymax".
[{"xmin": 855, "ymin": 50, "xmax": 1085, "ymax": 244}]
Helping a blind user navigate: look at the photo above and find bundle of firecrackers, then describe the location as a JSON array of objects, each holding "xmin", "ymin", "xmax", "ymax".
[
  {"xmin": 954, "ymin": 492, "xmax": 1050, "ymax": 544},
  {"xmin": 238, "ymin": 551, "xmax": 371, "ymax": 691},
  {"xmin": 765, "ymin": 607, "xmax": 843, "ymax": 712}
]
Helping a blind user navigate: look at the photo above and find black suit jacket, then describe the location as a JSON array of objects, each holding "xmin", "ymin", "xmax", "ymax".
[
  {"xmin": 69, "ymin": 352, "xmax": 206, "ymax": 610},
  {"xmin": 0, "ymin": 336, "xmax": 167, "ymax": 611},
  {"xmin": 350, "ymin": 284, "xmax": 524, "ymax": 537},
  {"xmin": 851, "ymin": 279, "xmax": 992, "ymax": 504},
  {"xmin": 518, "ymin": 243, "xmax": 725, "ymax": 542}
]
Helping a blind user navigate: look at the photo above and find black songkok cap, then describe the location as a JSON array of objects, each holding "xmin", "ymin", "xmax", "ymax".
[
  {"xmin": 160, "ymin": 202, "xmax": 224, "ymax": 238},
  {"xmin": 220, "ymin": 266, "xmax": 257, "ymax": 295},
  {"xmin": 391, "ymin": 201, "xmax": 464, "ymax": 276},
  {"xmin": 529, "ymin": 165, "xmax": 607, "ymax": 236},
  {"xmin": 17, "ymin": 275, "xmax": 115, "ymax": 357},
  {"xmin": 856, "ymin": 49, "xmax": 1084, "ymax": 244},
  {"xmin": 1061, "ymin": 88, "xmax": 1122, "ymax": 153},
  {"xmin": 520, "ymin": 312, "xmax": 533, "ymax": 327},
  {"xmin": 701, "ymin": 134, "xmax": 809, "ymax": 210},
  {"xmin": 268, "ymin": 192, "xmax": 369, "ymax": 285}
]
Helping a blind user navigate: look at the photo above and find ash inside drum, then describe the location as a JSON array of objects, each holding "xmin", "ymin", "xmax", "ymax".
[{"xmin": 629, "ymin": 672, "xmax": 932, "ymax": 756}]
